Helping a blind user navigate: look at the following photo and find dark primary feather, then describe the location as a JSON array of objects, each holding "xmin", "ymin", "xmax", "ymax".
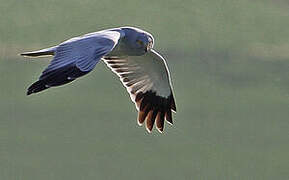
[
  {"xmin": 135, "ymin": 91, "xmax": 176, "ymax": 132},
  {"xmin": 21, "ymin": 51, "xmax": 54, "ymax": 57},
  {"xmin": 27, "ymin": 64, "xmax": 88, "ymax": 95}
]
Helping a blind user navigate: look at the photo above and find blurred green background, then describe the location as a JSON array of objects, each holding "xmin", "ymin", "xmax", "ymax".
[{"xmin": 1, "ymin": 0, "xmax": 289, "ymax": 179}]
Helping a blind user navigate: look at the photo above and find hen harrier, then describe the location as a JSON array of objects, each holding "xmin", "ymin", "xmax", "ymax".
[{"xmin": 21, "ymin": 27, "xmax": 176, "ymax": 133}]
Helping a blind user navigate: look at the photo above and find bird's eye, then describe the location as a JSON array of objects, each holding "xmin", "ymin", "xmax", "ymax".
[{"xmin": 136, "ymin": 40, "xmax": 144, "ymax": 46}]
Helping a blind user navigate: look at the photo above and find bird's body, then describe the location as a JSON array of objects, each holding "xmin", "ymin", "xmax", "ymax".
[{"xmin": 21, "ymin": 26, "xmax": 176, "ymax": 133}]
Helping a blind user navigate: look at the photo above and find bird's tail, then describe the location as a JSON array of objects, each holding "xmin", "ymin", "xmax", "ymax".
[{"xmin": 20, "ymin": 46, "xmax": 57, "ymax": 57}]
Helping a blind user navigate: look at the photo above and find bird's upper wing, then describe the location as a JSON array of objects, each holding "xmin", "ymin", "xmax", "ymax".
[
  {"xmin": 103, "ymin": 49, "xmax": 176, "ymax": 133},
  {"xmin": 43, "ymin": 31, "xmax": 121, "ymax": 74},
  {"xmin": 27, "ymin": 31, "xmax": 121, "ymax": 95}
]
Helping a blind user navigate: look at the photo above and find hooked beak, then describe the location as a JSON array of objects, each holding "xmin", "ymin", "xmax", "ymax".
[{"xmin": 145, "ymin": 42, "xmax": 153, "ymax": 52}]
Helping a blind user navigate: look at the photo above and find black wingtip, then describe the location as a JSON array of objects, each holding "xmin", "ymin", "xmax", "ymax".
[
  {"xmin": 135, "ymin": 91, "xmax": 176, "ymax": 132},
  {"xmin": 170, "ymin": 94, "xmax": 177, "ymax": 112},
  {"xmin": 20, "ymin": 52, "xmax": 34, "ymax": 57},
  {"xmin": 26, "ymin": 88, "xmax": 36, "ymax": 95},
  {"xmin": 26, "ymin": 80, "xmax": 49, "ymax": 96},
  {"xmin": 26, "ymin": 90, "xmax": 33, "ymax": 96},
  {"xmin": 20, "ymin": 50, "xmax": 55, "ymax": 57}
]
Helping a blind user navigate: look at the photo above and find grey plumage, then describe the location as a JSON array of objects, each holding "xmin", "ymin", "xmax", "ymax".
[{"xmin": 22, "ymin": 26, "xmax": 176, "ymax": 133}]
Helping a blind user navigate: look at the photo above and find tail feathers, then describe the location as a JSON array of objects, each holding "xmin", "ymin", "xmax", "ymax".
[
  {"xmin": 21, "ymin": 46, "xmax": 57, "ymax": 57},
  {"xmin": 27, "ymin": 80, "xmax": 50, "ymax": 95}
]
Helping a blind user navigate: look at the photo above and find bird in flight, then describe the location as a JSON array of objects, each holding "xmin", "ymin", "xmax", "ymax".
[{"xmin": 21, "ymin": 27, "xmax": 176, "ymax": 133}]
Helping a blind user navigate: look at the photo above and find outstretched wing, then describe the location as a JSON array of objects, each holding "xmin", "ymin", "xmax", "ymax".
[
  {"xmin": 103, "ymin": 49, "xmax": 176, "ymax": 133},
  {"xmin": 27, "ymin": 31, "xmax": 121, "ymax": 95}
]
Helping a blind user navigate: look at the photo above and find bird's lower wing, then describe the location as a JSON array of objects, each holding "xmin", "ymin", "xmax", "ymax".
[{"xmin": 103, "ymin": 49, "xmax": 176, "ymax": 133}]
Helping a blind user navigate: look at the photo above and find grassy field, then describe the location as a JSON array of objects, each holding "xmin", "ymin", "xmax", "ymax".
[{"xmin": 1, "ymin": 0, "xmax": 289, "ymax": 179}]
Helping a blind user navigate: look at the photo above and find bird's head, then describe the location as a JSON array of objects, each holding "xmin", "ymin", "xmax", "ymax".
[
  {"xmin": 135, "ymin": 33, "xmax": 154, "ymax": 53},
  {"xmin": 121, "ymin": 27, "xmax": 154, "ymax": 55}
]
